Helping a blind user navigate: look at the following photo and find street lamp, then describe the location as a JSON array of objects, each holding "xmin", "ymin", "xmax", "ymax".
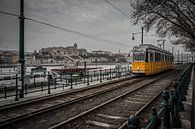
[{"xmin": 132, "ymin": 27, "xmax": 144, "ymax": 45}]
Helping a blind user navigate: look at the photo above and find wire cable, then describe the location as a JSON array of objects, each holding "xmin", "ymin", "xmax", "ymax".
[
  {"xmin": 0, "ymin": 10, "xmax": 18, "ymax": 17},
  {"xmin": 26, "ymin": 17, "xmax": 129, "ymax": 46},
  {"xmin": 0, "ymin": 10, "xmax": 129, "ymax": 47},
  {"xmin": 104, "ymin": 0, "xmax": 131, "ymax": 19}
]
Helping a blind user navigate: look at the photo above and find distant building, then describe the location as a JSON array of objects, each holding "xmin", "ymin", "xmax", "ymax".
[
  {"xmin": 0, "ymin": 50, "xmax": 19, "ymax": 64},
  {"xmin": 79, "ymin": 48, "xmax": 88, "ymax": 57},
  {"xmin": 91, "ymin": 50, "xmax": 112, "ymax": 56},
  {"xmin": 39, "ymin": 43, "xmax": 83, "ymax": 58}
]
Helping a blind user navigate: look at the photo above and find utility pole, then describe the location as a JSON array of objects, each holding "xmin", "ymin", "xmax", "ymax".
[
  {"xmin": 132, "ymin": 27, "xmax": 144, "ymax": 45},
  {"xmin": 181, "ymin": 52, "xmax": 183, "ymax": 64},
  {"xmin": 19, "ymin": 0, "xmax": 25, "ymax": 98},
  {"xmin": 141, "ymin": 27, "xmax": 143, "ymax": 45},
  {"xmin": 178, "ymin": 50, "xmax": 180, "ymax": 64}
]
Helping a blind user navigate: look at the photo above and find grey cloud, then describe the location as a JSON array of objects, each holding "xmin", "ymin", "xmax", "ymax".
[{"xmin": 0, "ymin": 0, "xmax": 179, "ymax": 53}]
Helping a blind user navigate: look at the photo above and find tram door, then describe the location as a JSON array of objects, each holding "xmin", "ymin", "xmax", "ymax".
[{"xmin": 148, "ymin": 51, "xmax": 154, "ymax": 74}]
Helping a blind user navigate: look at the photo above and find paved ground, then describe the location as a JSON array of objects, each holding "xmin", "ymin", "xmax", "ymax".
[
  {"xmin": 192, "ymin": 66, "xmax": 195, "ymax": 129},
  {"xmin": 180, "ymin": 65, "xmax": 194, "ymax": 129}
]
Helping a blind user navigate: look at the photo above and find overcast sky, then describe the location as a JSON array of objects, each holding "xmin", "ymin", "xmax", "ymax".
[{"xmin": 0, "ymin": 0, "xmax": 184, "ymax": 53}]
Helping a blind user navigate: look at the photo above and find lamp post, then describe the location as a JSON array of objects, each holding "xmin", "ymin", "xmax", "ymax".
[
  {"xmin": 132, "ymin": 27, "xmax": 144, "ymax": 45},
  {"xmin": 18, "ymin": 0, "xmax": 25, "ymax": 98}
]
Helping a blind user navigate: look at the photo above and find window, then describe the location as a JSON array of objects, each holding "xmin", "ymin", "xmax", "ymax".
[
  {"xmin": 165, "ymin": 55, "xmax": 167, "ymax": 61},
  {"xmin": 155, "ymin": 52, "xmax": 161, "ymax": 62},
  {"xmin": 149, "ymin": 52, "xmax": 154, "ymax": 62},
  {"xmin": 145, "ymin": 51, "xmax": 148, "ymax": 62},
  {"xmin": 133, "ymin": 51, "xmax": 145, "ymax": 61}
]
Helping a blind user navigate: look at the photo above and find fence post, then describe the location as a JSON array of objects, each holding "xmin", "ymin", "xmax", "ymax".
[
  {"xmin": 100, "ymin": 69, "xmax": 102, "ymax": 82},
  {"xmin": 66, "ymin": 77, "xmax": 68, "ymax": 87},
  {"xmin": 91, "ymin": 73, "xmax": 92, "ymax": 82},
  {"xmin": 48, "ymin": 74, "xmax": 51, "ymax": 94},
  {"xmin": 75, "ymin": 76, "xmax": 77, "ymax": 85},
  {"xmin": 41, "ymin": 82, "xmax": 43, "ymax": 92},
  {"xmin": 25, "ymin": 84, "xmax": 27, "ymax": 95},
  {"xmin": 177, "ymin": 80, "xmax": 185, "ymax": 111},
  {"xmin": 110, "ymin": 68, "xmax": 112, "ymax": 80},
  {"xmin": 87, "ymin": 71, "xmax": 89, "ymax": 85},
  {"xmin": 4, "ymin": 85, "xmax": 7, "ymax": 99},
  {"xmin": 127, "ymin": 114, "xmax": 140, "ymax": 129},
  {"xmin": 15, "ymin": 74, "xmax": 19, "ymax": 101},
  {"xmin": 54, "ymin": 78, "xmax": 56, "ymax": 89},
  {"xmin": 160, "ymin": 90, "xmax": 171, "ymax": 129},
  {"xmin": 105, "ymin": 69, "xmax": 107, "ymax": 79},
  {"xmin": 70, "ymin": 73, "xmax": 73, "ymax": 89},
  {"xmin": 118, "ymin": 66, "xmax": 120, "ymax": 78},
  {"xmin": 181, "ymin": 77, "xmax": 187, "ymax": 99},
  {"xmin": 83, "ymin": 71, "xmax": 86, "ymax": 84},
  {"xmin": 97, "ymin": 70, "xmax": 99, "ymax": 81},
  {"xmin": 33, "ymin": 75, "xmax": 36, "ymax": 87},
  {"xmin": 169, "ymin": 89, "xmax": 181, "ymax": 128},
  {"xmin": 147, "ymin": 107, "xmax": 161, "ymax": 129},
  {"xmin": 102, "ymin": 69, "xmax": 104, "ymax": 80}
]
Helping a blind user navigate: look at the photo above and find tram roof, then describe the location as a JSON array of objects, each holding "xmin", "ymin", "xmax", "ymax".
[{"xmin": 134, "ymin": 44, "xmax": 172, "ymax": 55}]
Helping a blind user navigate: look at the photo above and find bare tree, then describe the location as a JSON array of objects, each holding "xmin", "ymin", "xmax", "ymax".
[{"xmin": 131, "ymin": 0, "xmax": 195, "ymax": 50}]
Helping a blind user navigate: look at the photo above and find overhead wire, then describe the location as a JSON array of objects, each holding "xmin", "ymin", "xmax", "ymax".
[
  {"xmin": 26, "ymin": 17, "xmax": 129, "ymax": 46},
  {"xmin": 0, "ymin": 10, "xmax": 129, "ymax": 47},
  {"xmin": 104, "ymin": 0, "xmax": 131, "ymax": 19},
  {"xmin": 0, "ymin": 10, "xmax": 18, "ymax": 17}
]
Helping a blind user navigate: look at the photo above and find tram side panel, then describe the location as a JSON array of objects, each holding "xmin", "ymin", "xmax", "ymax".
[{"xmin": 145, "ymin": 62, "xmax": 152, "ymax": 75}]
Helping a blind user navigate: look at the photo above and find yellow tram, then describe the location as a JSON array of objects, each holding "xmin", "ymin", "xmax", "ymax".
[{"xmin": 132, "ymin": 44, "xmax": 174, "ymax": 76}]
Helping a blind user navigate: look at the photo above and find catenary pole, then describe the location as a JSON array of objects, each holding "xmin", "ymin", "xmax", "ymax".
[{"xmin": 18, "ymin": 0, "xmax": 25, "ymax": 98}]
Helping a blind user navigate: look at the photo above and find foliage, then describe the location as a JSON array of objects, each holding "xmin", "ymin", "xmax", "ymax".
[{"xmin": 131, "ymin": 0, "xmax": 195, "ymax": 50}]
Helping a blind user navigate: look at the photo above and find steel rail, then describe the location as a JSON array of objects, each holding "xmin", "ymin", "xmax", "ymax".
[
  {"xmin": 0, "ymin": 76, "xmax": 131, "ymax": 110},
  {"xmin": 48, "ymin": 67, "xmax": 184, "ymax": 129},
  {"xmin": 118, "ymin": 65, "xmax": 190, "ymax": 129},
  {"xmin": 0, "ymin": 77, "xmax": 142, "ymax": 128}
]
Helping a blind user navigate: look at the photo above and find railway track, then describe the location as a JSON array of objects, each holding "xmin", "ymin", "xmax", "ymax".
[
  {"xmin": 0, "ymin": 76, "xmax": 131, "ymax": 110},
  {"xmin": 0, "ymin": 77, "xmax": 134, "ymax": 125},
  {"xmin": 47, "ymin": 66, "xmax": 185, "ymax": 129},
  {"xmin": 0, "ymin": 66, "xmax": 184, "ymax": 129},
  {"xmin": 118, "ymin": 64, "xmax": 191, "ymax": 129}
]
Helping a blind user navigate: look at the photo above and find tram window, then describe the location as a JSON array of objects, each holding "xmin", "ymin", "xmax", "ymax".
[
  {"xmin": 165, "ymin": 55, "xmax": 168, "ymax": 61},
  {"xmin": 155, "ymin": 52, "xmax": 161, "ymax": 62},
  {"xmin": 133, "ymin": 51, "xmax": 145, "ymax": 61},
  {"xmin": 160, "ymin": 54, "xmax": 163, "ymax": 61},
  {"xmin": 149, "ymin": 52, "xmax": 154, "ymax": 62},
  {"xmin": 162, "ymin": 54, "xmax": 165, "ymax": 61},
  {"xmin": 165, "ymin": 55, "xmax": 167, "ymax": 61},
  {"xmin": 145, "ymin": 51, "xmax": 148, "ymax": 62}
]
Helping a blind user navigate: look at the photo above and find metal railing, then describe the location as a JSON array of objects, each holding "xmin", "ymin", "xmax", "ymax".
[{"xmin": 0, "ymin": 67, "xmax": 130, "ymax": 100}]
